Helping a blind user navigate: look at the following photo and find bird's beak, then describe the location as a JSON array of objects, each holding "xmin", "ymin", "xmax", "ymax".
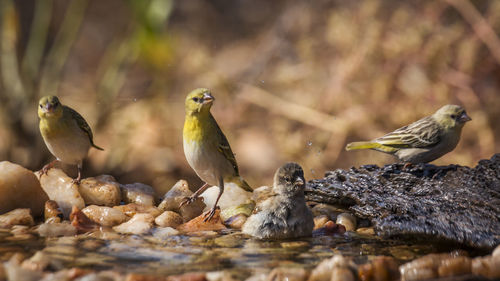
[
  {"xmin": 460, "ymin": 112, "xmax": 471, "ymax": 123},
  {"xmin": 202, "ymin": 93, "xmax": 214, "ymax": 104},
  {"xmin": 295, "ymin": 177, "xmax": 304, "ymax": 186},
  {"xmin": 44, "ymin": 103, "xmax": 53, "ymax": 112}
]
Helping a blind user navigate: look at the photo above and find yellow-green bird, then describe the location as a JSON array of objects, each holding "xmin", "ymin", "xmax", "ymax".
[
  {"xmin": 181, "ymin": 88, "xmax": 252, "ymax": 221},
  {"xmin": 345, "ymin": 104, "xmax": 471, "ymax": 164},
  {"xmin": 38, "ymin": 95, "xmax": 103, "ymax": 184}
]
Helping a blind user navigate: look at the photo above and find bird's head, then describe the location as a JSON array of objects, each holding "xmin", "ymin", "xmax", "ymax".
[
  {"xmin": 38, "ymin": 95, "xmax": 63, "ymax": 119},
  {"xmin": 433, "ymin": 104, "xmax": 471, "ymax": 130},
  {"xmin": 273, "ymin": 162, "xmax": 306, "ymax": 195},
  {"xmin": 185, "ymin": 88, "xmax": 214, "ymax": 115}
]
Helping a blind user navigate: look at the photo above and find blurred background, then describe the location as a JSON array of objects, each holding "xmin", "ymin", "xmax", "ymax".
[{"xmin": 0, "ymin": 0, "xmax": 498, "ymax": 196}]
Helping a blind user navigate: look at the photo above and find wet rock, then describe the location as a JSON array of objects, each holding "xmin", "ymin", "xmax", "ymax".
[
  {"xmin": 113, "ymin": 213, "xmax": 154, "ymax": 235},
  {"xmin": 206, "ymin": 271, "xmax": 240, "ymax": 281},
  {"xmin": 306, "ymin": 154, "xmax": 500, "ymax": 249},
  {"xmin": 201, "ymin": 182, "xmax": 252, "ymax": 211},
  {"xmin": 121, "ymin": 182, "xmax": 156, "ymax": 206},
  {"xmin": 74, "ymin": 271, "xmax": 122, "ymax": 281},
  {"xmin": 37, "ymin": 168, "xmax": 85, "ymax": 218},
  {"xmin": 0, "ymin": 161, "xmax": 48, "ymax": 217},
  {"xmin": 152, "ymin": 227, "xmax": 180, "ymax": 240},
  {"xmin": 10, "ymin": 225, "xmax": 30, "ymax": 236},
  {"xmin": 280, "ymin": 241, "xmax": 309, "ymax": 249},
  {"xmin": 399, "ymin": 252, "xmax": 473, "ymax": 281},
  {"xmin": 0, "ymin": 209, "xmax": 34, "ymax": 227},
  {"xmin": 4, "ymin": 257, "xmax": 43, "ymax": 281},
  {"xmin": 493, "ymin": 245, "xmax": 500, "ymax": 257},
  {"xmin": 70, "ymin": 206, "xmax": 99, "ymax": 233},
  {"xmin": 177, "ymin": 208, "xmax": 226, "ymax": 232},
  {"xmin": 471, "ymin": 245, "xmax": 500, "ymax": 279},
  {"xmin": 36, "ymin": 222, "xmax": 77, "ymax": 237},
  {"xmin": 78, "ymin": 175, "xmax": 121, "ymax": 207},
  {"xmin": 158, "ymin": 180, "xmax": 205, "ymax": 221},
  {"xmin": 82, "ymin": 205, "xmax": 128, "ymax": 227},
  {"xmin": 267, "ymin": 267, "xmax": 308, "ymax": 281},
  {"xmin": 21, "ymin": 251, "xmax": 51, "ymax": 271},
  {"xmin": 308, "ymin": 255, "xmax": 356, "ymax": 281},
  {"xmin": 113, "ymin": 203, "xmax": 161, "ymax": 218},
  {"xmin": 358, "ymin": 256, "xmax": 400, "ymax": 281},
  {"xmin": 224, "ymin": 214, "xmax": 248, "ymax": 229},
  {"xmin": 44, "ymin": 200, "xmax": 62, "ymax": 223},
  {"xmin": 220, "ymin": 202, "xmax": 254, "ymax": 221},
  {"xmin": 126, "ymin": 273, "xmax": 168, "ymax": 281},
  {"xmin": 154, "ymin": 211, "xmax": 183, "ymax": 228},
  {"xmin": 166, "ymin": 272, "xmax": 206, "ymax": 281},
  {"xmin": 336, "ymin": 213, "xmax": 356, "ymax": 231}
]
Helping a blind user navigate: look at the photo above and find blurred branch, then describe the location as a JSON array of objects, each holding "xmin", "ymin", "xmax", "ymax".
[
  {"xmin": 445, "ymin": 0, "xmax": 500, "ymax": 65},
  {"xmin": 21, "ymin": 0, "xmax": 53, "ymax": 95},
  {"xmin": 239, "ymin": 84, "xmax": 348, "ymax": 134},
  {"xmin": 39, "ymin": 0, "xmax": 89, "ymax": 96}
]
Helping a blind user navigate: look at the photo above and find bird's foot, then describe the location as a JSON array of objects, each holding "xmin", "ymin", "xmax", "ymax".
[
  {"xmin": 71, "ymin": 177, "xmax": 81, "ymax": 185},
  {"xmin": 40, "ymin": 163, "xmax": 54, "ymax": 178},
  {"xmin": 179, "ymin": 195, "xmax": 197, "ymax": 208},
  {"xmin": 402, "ymin": 162, "xmax": 413, "ymax": 171},
  {"xmin": 202, "ymin": 206, "xmax": 220, "ymax": 222}
]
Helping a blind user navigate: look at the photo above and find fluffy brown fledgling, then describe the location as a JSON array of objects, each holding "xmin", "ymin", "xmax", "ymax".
[{"xmin": 242, "ymin": 162, "xmax": 314, "ymax": 239}]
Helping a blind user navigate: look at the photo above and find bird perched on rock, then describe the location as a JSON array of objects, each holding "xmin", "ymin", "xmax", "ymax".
[
  {"xmin": 242, "ymin": 162, "xmax": 314, "ymax": 239},
  {"xmin": 345, "ymin": 104, "xmax": 471, "ymax": 164},
  {"xmin": 38, "ymin": 95, "xmax": 103, "ymax": 184},
  {"xmin": 181, "ymin": 88, "xmax": 252, "ymax": 221}
]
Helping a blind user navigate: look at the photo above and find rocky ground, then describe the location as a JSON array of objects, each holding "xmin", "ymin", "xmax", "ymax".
[
  {"xmin": 306, "ymin": 154, "xmax": 500, "ymax": 250},
  {"xmin": 0, "ymin": 159, "xmax": 499, "ymax": 280}
]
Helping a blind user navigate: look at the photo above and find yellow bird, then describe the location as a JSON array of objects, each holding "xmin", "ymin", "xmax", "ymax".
[
  {"xmin": 346, "ymin": 104, "xmax": 471, "ymax": 164},
  {"xmin": 38, "ymin": 95, "xmax": 103, "ymax": 183},
  {"xmin": 181, "ymin": 88, "xmax": 252, "ymax": 221}
]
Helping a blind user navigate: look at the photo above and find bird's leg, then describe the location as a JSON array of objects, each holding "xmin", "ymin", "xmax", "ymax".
[
  {"xmin": 72, "ymin": 163, "xmax": 82, "ymax": 185},
  {"xmin": 180, "ymin": 183, "xmax": 209, "ymax": 208},
  {"xmin": 203, "ymin": 178, "xmax": 224, "ymax": 222},
  {"xmin": 41, "ymin": 159, "xmax": 59, "ymax": 176},
  {"xmin": 402, "ymin": 162, "xmax": 413, "ymax": 170}
]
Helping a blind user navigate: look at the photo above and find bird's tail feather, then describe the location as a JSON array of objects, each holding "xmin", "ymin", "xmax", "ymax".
[
  {"xmin": 345, "ymin": 141, "xmax": 378, "ymax": 151},
  {"xmin": 345, "ymin": 141, "xmax": 396, "ymax": 153},
  {"xmin": 92, "ymin": 143, "xmax": 104, "ymax": 151},
  {"xmin": 233, "ymin": 177, "xmax": 253, "ymax": 192}
]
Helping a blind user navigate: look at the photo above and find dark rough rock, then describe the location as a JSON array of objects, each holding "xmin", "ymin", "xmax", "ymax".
[{"xmin": 305, "ymin": 154, "xmax": 500, "ymax": 250}]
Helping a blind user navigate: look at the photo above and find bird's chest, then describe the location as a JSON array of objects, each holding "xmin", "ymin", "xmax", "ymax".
[
  {"xmin": 40, "ymin": 119, "xmax": 90, "ymax": 164},
  {"xmin": 183, "ymin": 138, "xmax": 220, "ymax": 184}
]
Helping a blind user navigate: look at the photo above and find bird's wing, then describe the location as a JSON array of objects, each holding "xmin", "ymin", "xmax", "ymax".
[
  {"xmin": 64, "ymin": 106, "xmax": 103, "ymax": 150},
  {"xmin": 375, "ymin": 116, "xmax": 441, "ymax": 149},
  {"xmin": 210, "ymin": 114, "xmax": 239, "ymax": 174}
]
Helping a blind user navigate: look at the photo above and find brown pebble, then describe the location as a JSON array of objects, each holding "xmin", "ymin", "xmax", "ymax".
[
  {"xmin": 313, "ymin": 215, "xmax": 330, "ymax": 230},
  {"xmin": 437, "ymin": 256, "xmax": 471, "ymax": 277},
  {"xmin": 44, "ymin": 200, "xmax": 62, "ymax": 221},
  {"xmin": 358, "ymin": 256, "xmax": 400, "ymax": 281},
  {"xmin": 69, "ymin": 206, "xmax": 99, "ymax": 233},
  {"xmin": 267, "ymin": 267, "xmax": 308, "ymax": 281}
]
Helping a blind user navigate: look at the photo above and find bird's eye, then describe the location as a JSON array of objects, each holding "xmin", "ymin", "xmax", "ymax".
[
  {"xmin": 39, "ymin": 104, "xmax": 43, "ymax": 108},
  {"xmin": 284, "ymin": 176, "xmax": 291, "ymax": 182},
  {"xmin": 451, "ymin": 114, "xmax": 456, "ymax": 119},
  {"xmin": 192, "ymin": 97, "xmax": 200, "ymax": 103}
]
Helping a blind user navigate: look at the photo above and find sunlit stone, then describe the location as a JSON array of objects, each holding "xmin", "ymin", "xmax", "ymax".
[{"xmin": 0, "ymin": 161, "xmax": 48, "ymax": 217}]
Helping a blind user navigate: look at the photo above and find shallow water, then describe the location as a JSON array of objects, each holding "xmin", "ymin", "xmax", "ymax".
[{"xmin": 0, "ymin": 227, "xmax": 445, "ymax": 277}]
